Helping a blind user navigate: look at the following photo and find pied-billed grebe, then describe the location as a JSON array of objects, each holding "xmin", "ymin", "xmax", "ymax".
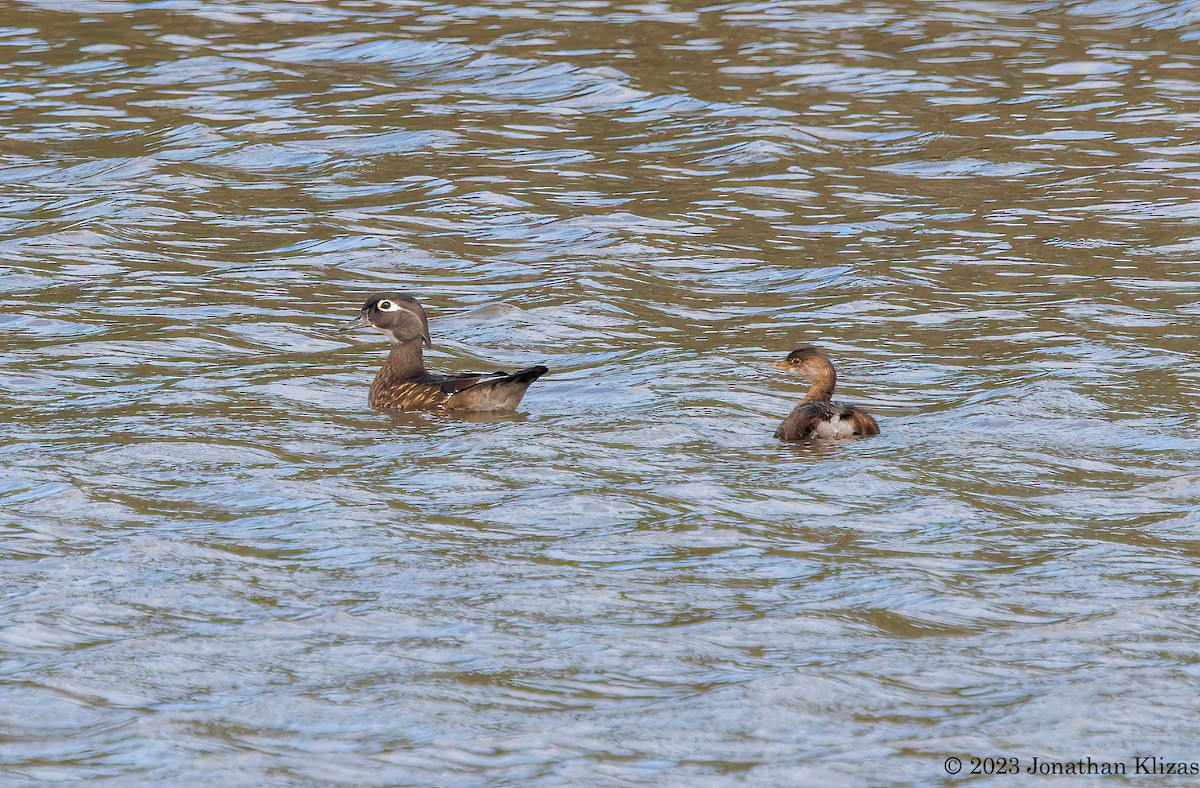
[
  {"xmin": 339, "ymin": 293, "xmax": 548, "ymax": 412},
  {"xmin": 772, "ymin": 347, "xmax": 879, "ymax": 441}
]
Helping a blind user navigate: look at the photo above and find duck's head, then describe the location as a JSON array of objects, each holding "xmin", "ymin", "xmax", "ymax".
[
  {"xmin": 772, "ymin": 347, "xmax": 833, "ymax": 378},
  {"xmin": 339, "ymin": 292, "xmax": 431, "ymax": 347}
]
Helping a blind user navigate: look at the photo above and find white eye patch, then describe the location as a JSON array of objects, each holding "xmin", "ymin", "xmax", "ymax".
[{"xmin": 377, "ymin": 300, "xmax": 400, "ymax": 311}]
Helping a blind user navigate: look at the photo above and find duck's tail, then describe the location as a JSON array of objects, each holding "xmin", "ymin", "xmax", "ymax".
[
  {"xmin": 502, "ymin": 366, "xmax": 550, "ymax": 386},
  {"xmin": 445, "ymin": 366, "xmax": 549, "ymax": 412}
]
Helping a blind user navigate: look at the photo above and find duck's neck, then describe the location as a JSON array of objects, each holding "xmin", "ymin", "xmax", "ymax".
[
  {"xmin": 375, "ymin": 339, "xmax": 426, "ymax": 381},
  {"xmin": 802, "ymin": 368, "xmax": 836, "ymax": 402}
]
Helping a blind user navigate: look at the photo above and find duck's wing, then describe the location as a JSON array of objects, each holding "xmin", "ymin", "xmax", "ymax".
[
  {"xmin": 841, "ymin": 405, "xmax": 880, "ymax": 437},
  {"xmin": 369, "ymin": 378, "xmax": 455, "ymax": 411},
  {"xmin": 434, "ymin": 372, "xmax": 498, "ymax": 395},
  {"xmin": 443, "ymin": 366, "xmax": 549, "ymax": 412},
  {"xmin": 774, "ymin": 401, "xmax": 830, "ymax": 442}
]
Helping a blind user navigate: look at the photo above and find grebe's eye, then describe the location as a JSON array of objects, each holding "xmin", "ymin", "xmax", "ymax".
[{"xmin": 377, "ymin": 300, "xmax": 395, "ymax": 311}]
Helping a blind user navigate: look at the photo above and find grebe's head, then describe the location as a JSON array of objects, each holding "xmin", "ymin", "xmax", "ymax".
[
  {"xmin": 339, "ymin": 292, "xmax": 431, "ymax": 346},
  {"xmin": 772, "ymin": 346, "xmax": 833, "ymax": 377}
]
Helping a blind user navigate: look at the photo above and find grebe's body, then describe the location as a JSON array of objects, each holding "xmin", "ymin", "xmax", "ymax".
[
  {"xmin": 341, "ymin": 293, "xmax": 547, "ymax": 413},
  {"xmin": 772, "ymin": 347, "xmax": 878, "ymax": 442}
]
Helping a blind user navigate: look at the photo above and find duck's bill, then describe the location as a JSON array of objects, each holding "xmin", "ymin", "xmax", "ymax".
[
  {"xmin": 771, "ymin": 360, "xmax": 791, "ymax": 371},
  {"xmin": 339, "ymin": 313, "xmax": 371, "ymax": 332}
]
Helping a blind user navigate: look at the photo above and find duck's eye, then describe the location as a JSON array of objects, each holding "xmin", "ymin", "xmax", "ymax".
[{"xmin": 377, "ymin": 300, "xmax": 395, "ymax": 311}]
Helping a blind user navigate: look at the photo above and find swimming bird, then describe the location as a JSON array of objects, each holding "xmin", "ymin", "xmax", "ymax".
[
  {"xmin": 339, "ymin": 293, "xmax": 548, "ymax": 412},
  {"xmin": 772, "ymin": 347, "xmax": 879, "ymax": 441}
]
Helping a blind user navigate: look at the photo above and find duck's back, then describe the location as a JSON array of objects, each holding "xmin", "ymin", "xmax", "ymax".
[
  {"xmin": 776, "ymin": 400, "xmax": 878, "ymax": 442},
  {"xmin": 369, "ymin": 367, "xmax": 548, "ymax": 412}
]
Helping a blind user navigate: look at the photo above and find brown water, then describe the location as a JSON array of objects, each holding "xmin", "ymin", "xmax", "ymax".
[{"xmin": 2, "ymin": 0, "xmax": 1200, "ymax": 783}]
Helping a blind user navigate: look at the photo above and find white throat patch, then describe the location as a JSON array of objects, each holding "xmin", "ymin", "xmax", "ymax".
[{"xmin": 372, "ymin": 325, "xmax": 401, "ymax": 344}]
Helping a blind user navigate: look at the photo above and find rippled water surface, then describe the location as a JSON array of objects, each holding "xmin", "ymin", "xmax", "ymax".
[{"xmin": 3, "ymin": 0, "xmax": 1200, "ymax": 783}]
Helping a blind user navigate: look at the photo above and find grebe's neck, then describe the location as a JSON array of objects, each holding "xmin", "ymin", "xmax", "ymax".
[{"xmin": 802, "ymin": 363, "xmax": 836, "ymax": 402}]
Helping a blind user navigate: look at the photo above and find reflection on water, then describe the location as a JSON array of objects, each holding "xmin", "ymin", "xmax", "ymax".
[{"xmin": 2, "ymin": 0, "xmax": 1199, "ymax": 782}]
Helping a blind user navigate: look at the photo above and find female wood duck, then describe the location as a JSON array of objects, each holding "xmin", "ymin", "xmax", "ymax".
[
  {"xmin": 772, "ymin": 347, "xmax": 879, "ymax": 441},
  {"xmin": 340, "ymin": 293, "xmax": 548, "ymax": 412}
]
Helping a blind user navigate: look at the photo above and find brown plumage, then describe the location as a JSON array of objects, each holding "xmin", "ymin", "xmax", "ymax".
[
  {"xmin": 772, "ymin": 347, "xmax": 879, "ymax": 442},
  {"xmin": 340, "ymin": 293, "xmax": 548, "ymax": 413}
]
